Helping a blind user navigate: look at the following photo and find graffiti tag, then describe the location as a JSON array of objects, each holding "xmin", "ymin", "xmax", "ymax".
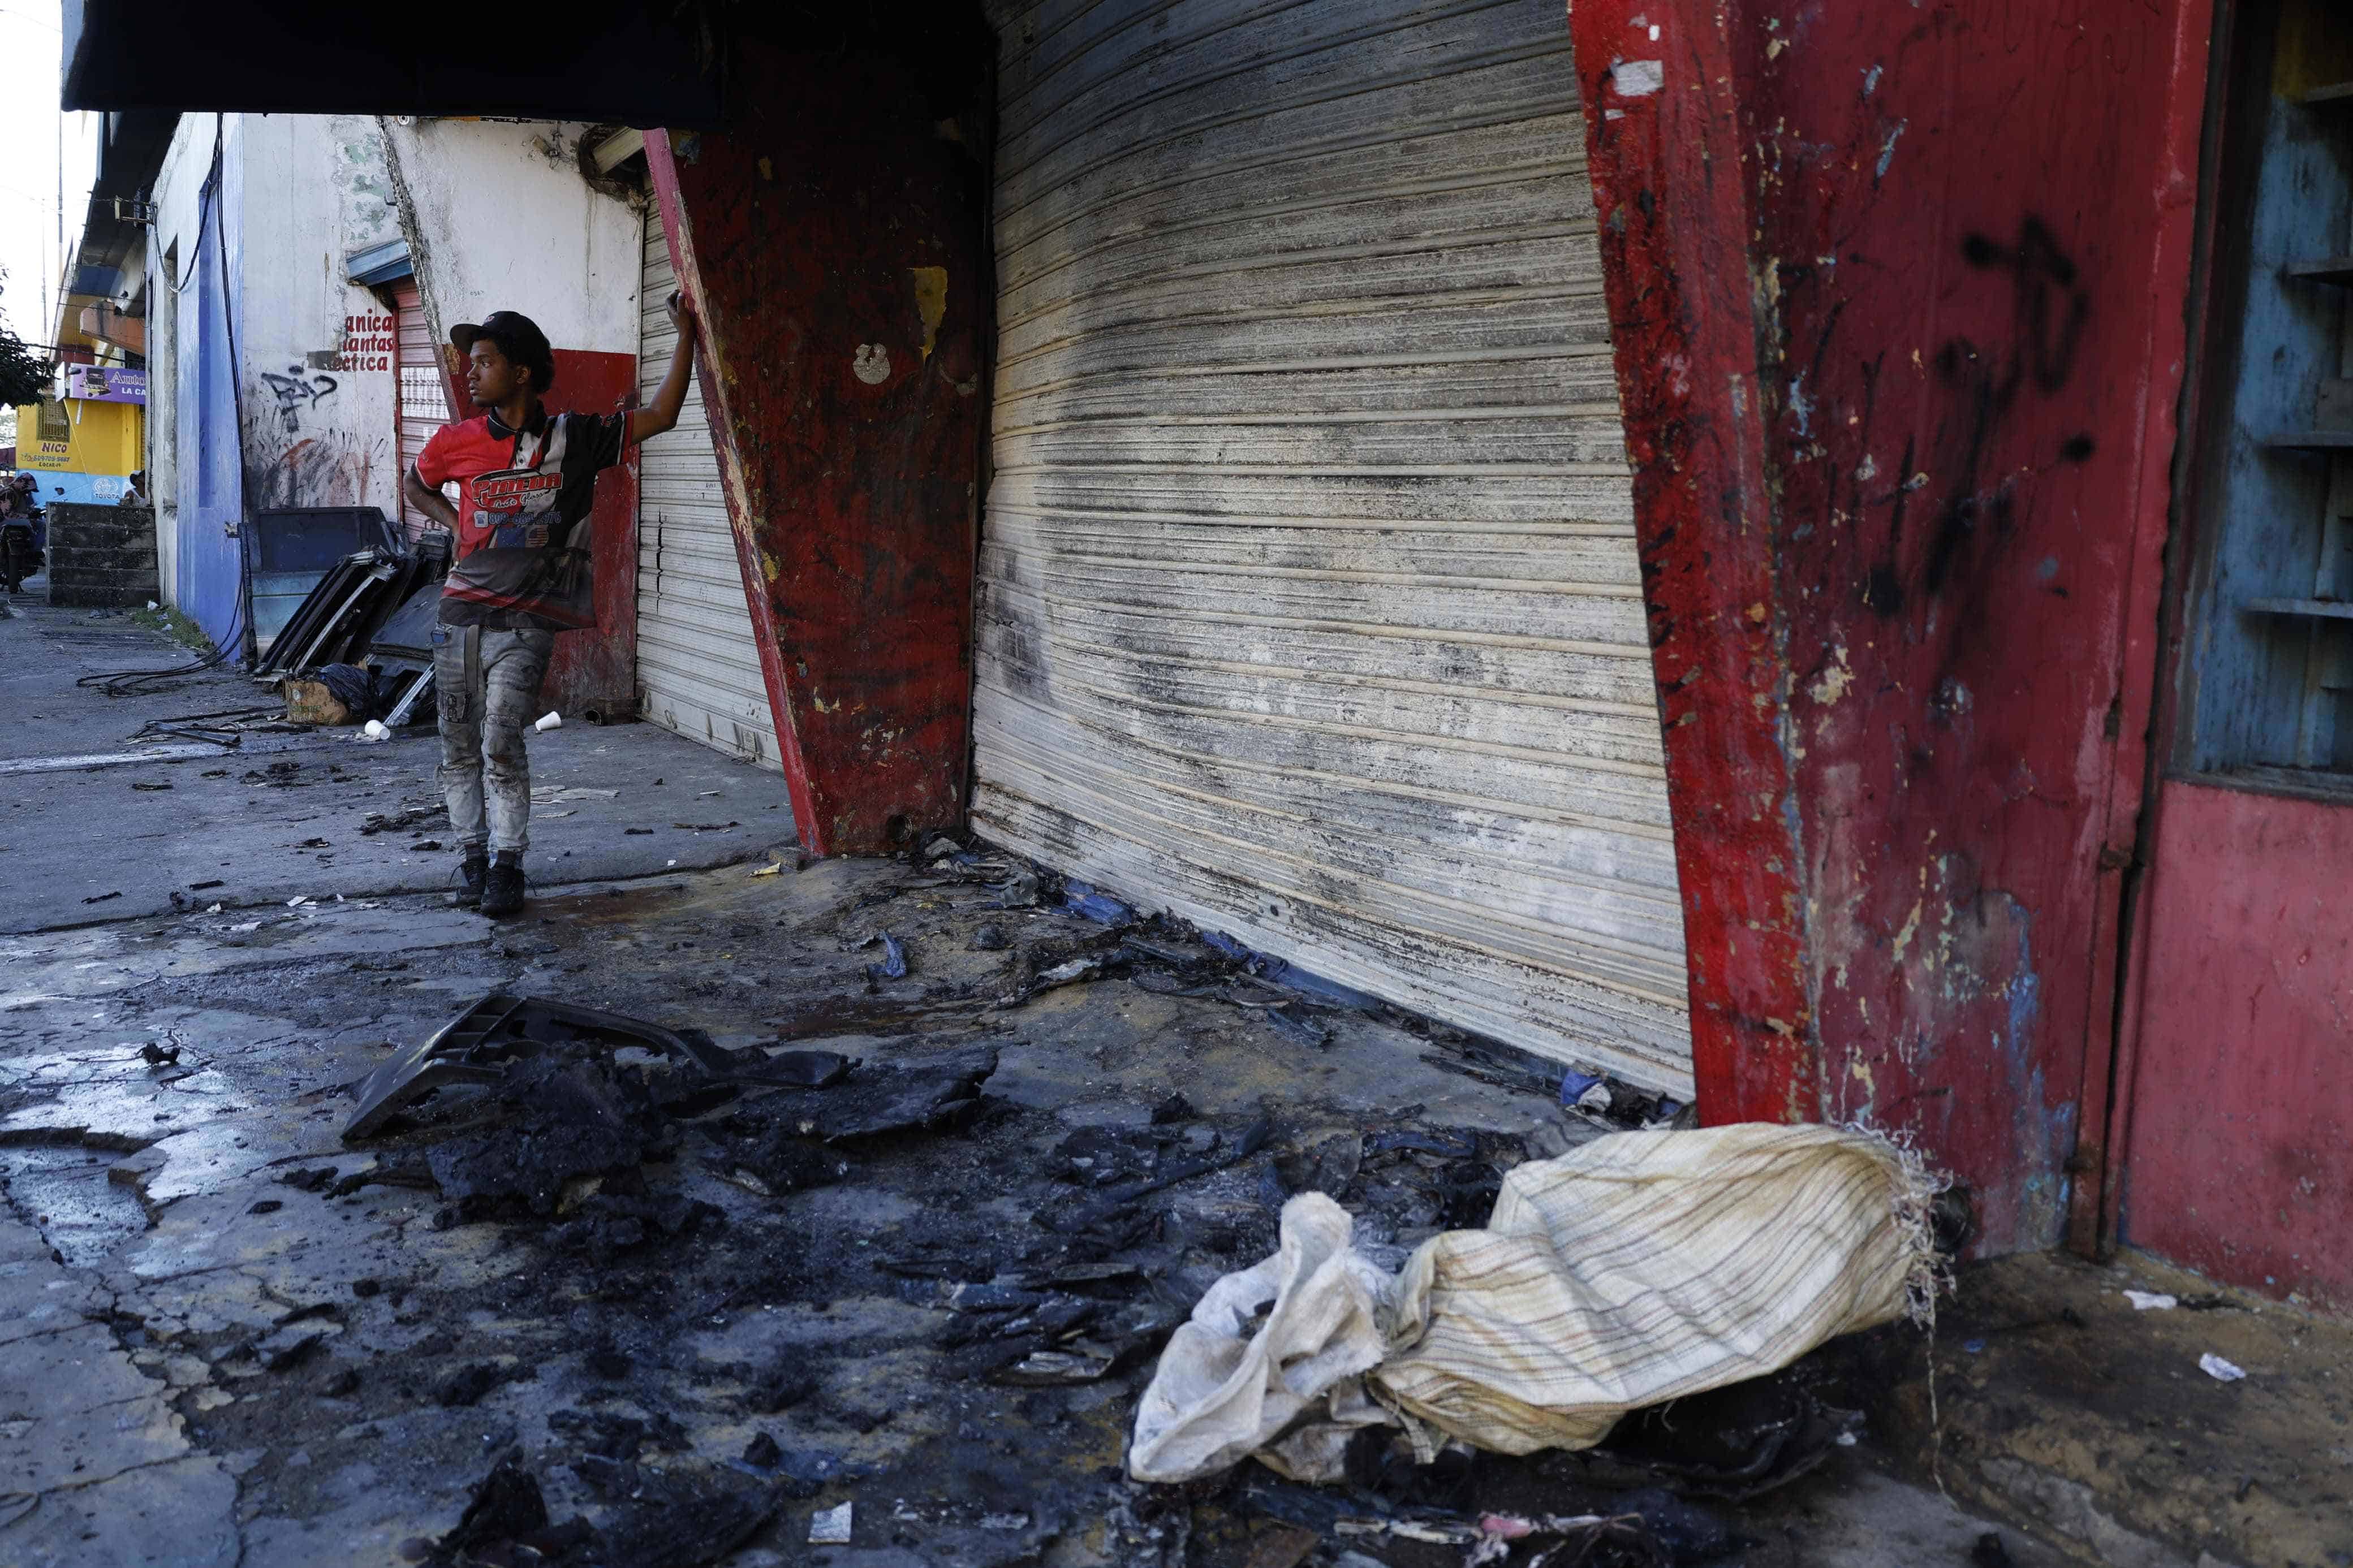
[
  {"xmin": 259, "ymin": 366, "xmax": 341, "ymax": 435},
  {"xmin": 1864, "ymin": 217, "xmax": 2097, "ymax": 615}
]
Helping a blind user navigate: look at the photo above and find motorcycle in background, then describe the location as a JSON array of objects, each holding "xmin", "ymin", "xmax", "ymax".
[{"xmin": 1, "ymin": 498, "xmax": 42, "ymax": 593}]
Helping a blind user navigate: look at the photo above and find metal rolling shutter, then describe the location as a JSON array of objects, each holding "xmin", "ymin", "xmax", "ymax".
[
  {"xmin": 973, "ymin": 0, "xmax": 1693, "ymax": 1092},
  {"xmin": 637, "ymin": 211, "xmax": 781, "ymax": 768},
  {"xmin": 394, "ymin": 282, "xmax": 448, "ymax": 539}
]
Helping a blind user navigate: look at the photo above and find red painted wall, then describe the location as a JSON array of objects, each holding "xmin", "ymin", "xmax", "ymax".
[
  {"xmin": 540, "ymin": 347, "xmax": 639, "ymax": 719},
  {"xmin": 645, "ymin": 37, "xmax": 988, "ymax": 856},
  {"xmin": 1570, "ymin": 0, "xmax": 2212, "ymax": 1254},
  {"xmin": 2121, "ymin": 782, "xmax": 2353, "ymax": 1311}
]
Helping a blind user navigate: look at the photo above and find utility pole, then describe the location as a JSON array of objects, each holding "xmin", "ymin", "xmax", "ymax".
[{"xmin": 54, "ymin": 108, "xmax": 63, "ymax": 347}]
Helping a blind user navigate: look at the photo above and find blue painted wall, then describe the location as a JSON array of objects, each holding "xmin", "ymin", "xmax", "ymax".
[{"xmin": 173, "ymin": 152, "xmax": 247, "ymax": 657}]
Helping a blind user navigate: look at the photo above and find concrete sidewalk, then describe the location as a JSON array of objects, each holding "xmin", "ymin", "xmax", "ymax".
[{"xmin": 0, "ymin": 590, "xmax": 796, "ymax": 932}]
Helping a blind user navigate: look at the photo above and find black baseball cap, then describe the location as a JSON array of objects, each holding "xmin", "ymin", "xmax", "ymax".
[{"xmin": 450, "ymin": 311, "xmax": 557, "ymax": 391}]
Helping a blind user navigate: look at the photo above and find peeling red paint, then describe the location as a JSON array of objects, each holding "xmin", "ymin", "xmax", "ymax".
[
  {"xmin": 1571, "ymin": 0, "xmax": 2209, "ymax": 1256},
  {"xmin": 1567, "ymin": 1, "xmax": 1818, "ymax": 1131},
  {"xmin": 645, "ymin": 37, "xmax": 987, "ymax": 856}
]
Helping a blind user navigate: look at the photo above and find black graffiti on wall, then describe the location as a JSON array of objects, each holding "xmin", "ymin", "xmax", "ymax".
[
  {"xmin": 259, "ymin": 366, "xmax": 340, "ymax": 435},
  {"xmin": 1864, "ymin": 217, "xmax": 2099, "ymax": 616}
]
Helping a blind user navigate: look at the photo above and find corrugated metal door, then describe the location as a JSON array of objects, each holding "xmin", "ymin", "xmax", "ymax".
[
  {"xmin": 394, "ymin": 281, "xmax": 449, "ymax": 539},
  {"xmin": 973, "ymin": 0, "xmax": 1692, "ymax": 1092},
  {"xmin": 637, "ymin": 209, "xmax": 780, "ymax": 767}
]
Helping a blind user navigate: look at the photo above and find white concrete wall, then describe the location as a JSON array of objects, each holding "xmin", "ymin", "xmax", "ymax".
[
  {"xmin": 144, "ymin": 113, "xmax": 408, "ymax": 614},
  {"xmin": 234, "ymin": 114, "xmax": 402, "ymax": 518},
  {"xmin": 380, "ymin": 119, "xmax": 643, "ymax": 366}
]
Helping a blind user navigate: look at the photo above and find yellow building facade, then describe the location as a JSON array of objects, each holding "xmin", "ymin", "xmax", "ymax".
[{"xmin": 8, "ymin": 396, "xmax": 145, "ymax": 503}]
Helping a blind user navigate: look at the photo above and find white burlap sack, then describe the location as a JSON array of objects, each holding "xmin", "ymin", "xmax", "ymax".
[{"xmin": 1128, "ymin": 1122, "xmax": 1938, "ymax": 1481}]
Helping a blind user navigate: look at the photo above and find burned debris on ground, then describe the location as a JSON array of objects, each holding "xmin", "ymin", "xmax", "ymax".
[
  {"xmin": 0, "ymin": 820, "xmax": 2037, "ymax": 1568},
  {"xmin": 295, "ymin": 836, "xmax": 1929, "ymax": 1568}
]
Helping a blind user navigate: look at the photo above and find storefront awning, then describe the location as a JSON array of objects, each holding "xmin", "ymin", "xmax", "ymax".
[{"xmin": 344, "ymin": 240, "xmax": 413, "ymax": 289}]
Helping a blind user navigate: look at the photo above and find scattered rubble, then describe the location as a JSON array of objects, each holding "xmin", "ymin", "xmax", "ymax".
[
  {"xmin": 729, "ymin": 1045, "xmax": 998, "ymax": 1142},
  {"xmin": 3, "ymin": 827, "xmax": 2071, "ymax": 1568},
  {"xmin": 342, "ymin": 994, "xmax": 738, "ymax": 1140},
  {"xmin": 428, "ymin": 1450, "xmax": 572, "ymax": 1563},
  {"xmin": 436, "ymin": 1359, "xmax": 533, "ymax": 1408},
  {"xmin": 360, "ymin": 803, "xmax": 449, "ymax": 836},
  {"xmin": 808, "ymin": 1501, "xmax": 854, "ymax": 1545},
  {"xmin": 591, "ymin": 1466, "xmax": 777, "ymax": 1568}
]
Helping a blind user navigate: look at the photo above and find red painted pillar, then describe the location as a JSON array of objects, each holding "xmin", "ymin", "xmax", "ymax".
[
  {"xmin": 1562, "ymin": 4, "xmax": 1817, "ymax": 1133},
  {"xmin": 644, "ymin": 37, "xmax": 988, "ymax": 856},
  {"xmin": 1570, "ymin": 0, "xmax": 2212, "ymax": 1255}
]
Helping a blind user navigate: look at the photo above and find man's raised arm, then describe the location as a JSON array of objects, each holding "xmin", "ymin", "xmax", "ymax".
[{"xmin": 628, "ymin": 292, "xmax": 699, "ymax": 446}]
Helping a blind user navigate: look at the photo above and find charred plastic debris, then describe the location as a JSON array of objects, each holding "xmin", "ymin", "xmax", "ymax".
[
  {"xmin": 341, "ymin": 994, "xmax": 997, "ymax": 1234},
  {"xmin": 323, "ymin": 996, "xmax": 1009, "ymax": 1563},
  {"xmin": 301, "ymin": 841, "xmax": 1938, "ymax": 1568}
]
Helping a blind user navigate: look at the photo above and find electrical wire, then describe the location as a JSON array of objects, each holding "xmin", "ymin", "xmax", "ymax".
[{"xmin": 129, "ymin": 705, "xmax": 301, "ymax": 748}]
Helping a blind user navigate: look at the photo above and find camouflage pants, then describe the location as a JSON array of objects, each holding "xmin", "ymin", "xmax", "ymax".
[{"xmin": 433, "ymin": 624, "xmax": 554, "ymax": 856}]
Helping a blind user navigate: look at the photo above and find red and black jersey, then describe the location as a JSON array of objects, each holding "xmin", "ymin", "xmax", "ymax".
[{"xmin": 416, "ymin": 407, "xmax": 628, "ymax": 630}]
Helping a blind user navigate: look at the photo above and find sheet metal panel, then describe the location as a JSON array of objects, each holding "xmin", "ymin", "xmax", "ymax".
[
  {"xmin": 975, "ymin": 0, "xmax": 1692, "ymax": 1092},
  {"xmin": 636, "ymin": 213, "xmax": 779, "ymax": 768}
]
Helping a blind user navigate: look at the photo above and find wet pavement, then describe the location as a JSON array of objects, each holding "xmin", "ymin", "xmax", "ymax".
[
  {"xmin": 0, "ymin": 595, "xmax": 792, "ymax": 931},
  {"xmin": 0, "ymin": 586, "xmax": 2173, "ymax": 1568},
  {"xmin": 0, "ymin": 849, "xmax": 2075, "ymax": 1566}
]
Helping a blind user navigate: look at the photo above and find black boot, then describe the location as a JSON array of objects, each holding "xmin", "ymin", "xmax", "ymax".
[
  {"xmin": 453, "ymin": 850, "xmax": 488, "ymax": 908},
  {"xmin": 480, "ymin": 851, "xmax": 526, "ymax": 919}
]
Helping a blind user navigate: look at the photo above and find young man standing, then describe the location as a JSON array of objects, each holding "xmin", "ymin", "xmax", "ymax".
[{"xmin": 403, "ymin": 298, "xmax": 697, "ymax": 918}]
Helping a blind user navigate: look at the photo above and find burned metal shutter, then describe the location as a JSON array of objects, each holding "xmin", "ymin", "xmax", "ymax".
[
  {"xmin": 973, "ymin": 0, "xmax": 1692, "ymax": 1092},
  {"xmin": 393, "ymin": 282, "xmax": 447, "ymax": 539},
  {"xmin": 636, "ymin": 208, "xmax": 780, "ymax": 768}
]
